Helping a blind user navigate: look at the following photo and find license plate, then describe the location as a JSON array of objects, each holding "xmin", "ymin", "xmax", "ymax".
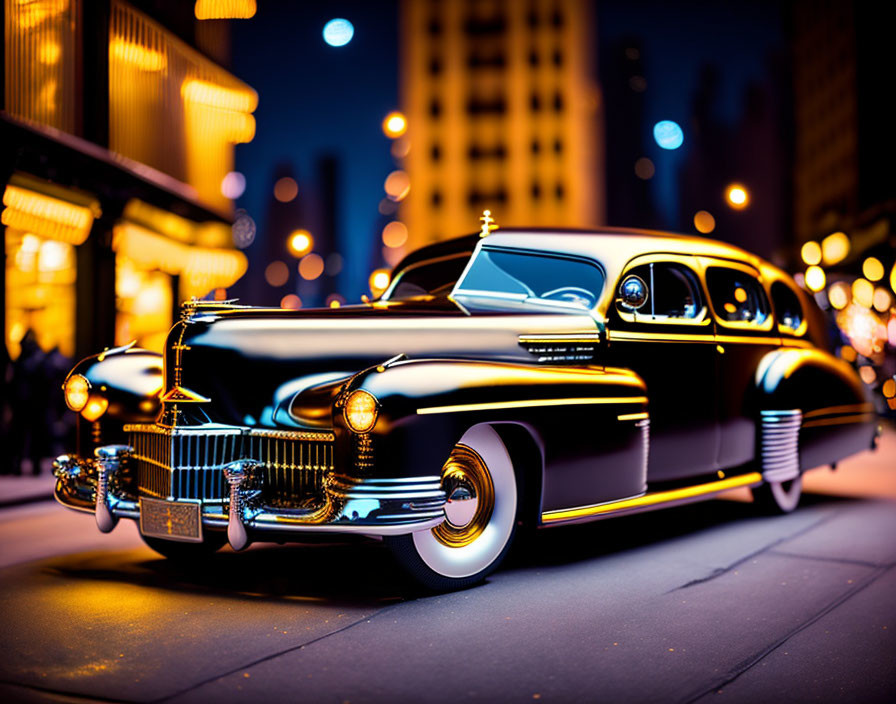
[{"xmin": 139, "ymin": 498, "xmax": 203, "ymax": 543}]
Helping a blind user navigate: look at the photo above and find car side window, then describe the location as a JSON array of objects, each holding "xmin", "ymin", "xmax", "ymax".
[
  {"xmin": 617, "ymin": 262, "xmax": 705, "ymax": 321},
  {"xmin": 705, "ymin": 267, "xmax": 770, "ymax": 327},
  {"xmin": 385, "ymin": 254, "xmax": 471, "ymax": 300},
  {"xmin": 771, "ymin": 281, "xmax": 804, "ymax": 334}
]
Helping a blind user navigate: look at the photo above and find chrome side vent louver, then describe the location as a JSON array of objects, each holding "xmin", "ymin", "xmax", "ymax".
[{"xmin": 518, "ymin": 333, "xmax": 601, "ymax": 364}]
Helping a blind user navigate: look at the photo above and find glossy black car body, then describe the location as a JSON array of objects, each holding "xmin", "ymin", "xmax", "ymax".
[{"xmin": 55, "ymin": 228, "xmax": 878, "ymax": 589}]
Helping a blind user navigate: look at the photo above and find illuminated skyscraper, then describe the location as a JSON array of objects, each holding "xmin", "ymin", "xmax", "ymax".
[{"xmin": 399, "ymin": 0, "xmax": 603, "ymax": 250}]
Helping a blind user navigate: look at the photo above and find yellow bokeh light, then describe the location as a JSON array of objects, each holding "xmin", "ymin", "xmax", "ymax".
[
  {"xmin": 828, "ymin": 282, "xmax": 850, "ymax": 310},
  {"xmin": 82, "ymin": 396, "xmax": 109, "ymax": 422},
  {"xmin": 821, "ymin": 231, "xmax": 850, "ymax": 265},
  {"xmin": 693, "ymin": 210, "xmax": 715, "ymax": 234},
  {"xmin": 891, "ymin": 262, "xmax": 896, "ymax": 295},
  {"xmin": 801, "ymin": 241, "xmax": 822, "ymax": 266},
  {"xmin": 274, "ymin": 177, "xmax": 298, "ymax": 203},
  {"xmin": 840, "ymin": 345, "xmax": 857, "ymax": 362},
  {"xmin": 298, "ymin": 253, "xmax": 324, "ymax": 281},
  {"xmin": 195, "ymin": 0, "xmax": 257, "ymax": 20},
  {"xmin": 882, "ymin": 378, "xmax": 896, "ymax": 398},
  {"xmin": 369, "ymin": 268, "xmax": 390, "ymax": 294},
  {"xmin": 805, "ymin": 266, "xmax": 826, "ymax": 292},
  {"xmin": 382, "ymin": 221, "xmax": 408, "ymax": 248},
  {"xmin": 287, "ymin": 229, "xmax": 313, "ymax": 258},
  {"xmin": 110, "ymin": 38, "xmax": 167, "ymax": 72},
  {"xmin": 384, "ymin": 170, "xmax": 410, "ymax": 201},
  {"xmin": 852, "ymin": 278, "xmax": 874, "ymax": 308},
  {"xmin": 725, "ymin": 183, "xmax": 749, "ymax": 210},
  {"xmin": 734, "ymin": 287, "xmax": 747, "ymax": 303},
  {"xmin": 873, "ymin": 287, "xmax": 892, "ymax": 313},
  {"xmin": 863, "ymin": 257, "xmax": 884, "ymax": 282},
  {"xmin": 382, "ymin": 111, "xmax": 408, "ymax": 139}
]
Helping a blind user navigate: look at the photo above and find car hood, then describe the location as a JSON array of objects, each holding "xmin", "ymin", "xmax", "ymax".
[{"xmin": 164, "ymin": 299, "xmax": 601, "ymax": 426}]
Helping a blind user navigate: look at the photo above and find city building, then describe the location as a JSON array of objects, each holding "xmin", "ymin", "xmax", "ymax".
[
  {"xmin": 398, "ymin": 0, "xmax": 603, "ymax": 251},
  {"xmin": 2, "ymin": 0, "xmax": 256, "ymax": 363}
]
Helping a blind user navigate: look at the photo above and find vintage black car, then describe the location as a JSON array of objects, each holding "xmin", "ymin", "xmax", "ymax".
[{"xmin": 55, "ymin": 226, "xmax": 878, "ymax": 590}]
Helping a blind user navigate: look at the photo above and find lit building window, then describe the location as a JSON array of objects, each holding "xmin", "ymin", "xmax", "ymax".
[{"xmin": 115, "ymin": 256, "xmax": 173, "ymax": 353}]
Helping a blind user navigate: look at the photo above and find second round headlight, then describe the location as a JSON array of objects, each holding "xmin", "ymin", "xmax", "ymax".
[
  {"xmin": 63, "ymin": 374, "xmax": 90, "ymax": 412},
  {"xmin": 343, "ymin": 390, "xmax": 379, "ymax": 433}
]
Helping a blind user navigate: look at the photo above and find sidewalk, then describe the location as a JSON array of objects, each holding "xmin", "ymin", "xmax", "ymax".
[{"xmin": 0, "ymin": 472, "xmax": 56, "ymax": 508}]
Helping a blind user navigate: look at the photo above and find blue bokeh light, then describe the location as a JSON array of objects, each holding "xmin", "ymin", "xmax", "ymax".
[
  {"xmin": 653, "ymin": 120, "xmax": 684, "ymax": 150},
  {"xmin": 323, "ymin": 18, "xmax": 354, "ymax": 47}
]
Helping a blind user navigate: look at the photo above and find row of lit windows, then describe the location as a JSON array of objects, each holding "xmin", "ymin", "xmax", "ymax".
[
  {"xmin": 428, "ymin": 138, "xmax": 565, "ymax": 163},
  {"xmin": 427, "ymin": 48, "xmax": 565, "ymax": 75},
  {"xmin": 425, "ymin": 10, "xmax": 566, "ymax": 37},
  {"xmin": 427, "ymin": 91, "xmax": 566, "ymax": 118},
  {"xmin": 426, "ymin": 182, "xmax": 567, "ymax": 209}
]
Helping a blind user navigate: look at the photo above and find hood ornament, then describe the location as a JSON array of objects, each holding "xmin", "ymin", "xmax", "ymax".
[{"xmin": 479, "ymin": 209, "xmax": 497, "ymax": 238}]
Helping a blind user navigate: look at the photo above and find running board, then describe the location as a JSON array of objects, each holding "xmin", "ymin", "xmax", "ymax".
[{"xmin": 541, "ymin": 472, "xmax": 763, "ymax": 525}]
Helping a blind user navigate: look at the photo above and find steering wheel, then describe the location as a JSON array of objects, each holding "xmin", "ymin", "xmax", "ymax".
[{"xmin": 539, "ymin": 286, "xmax": 596, "ymax": 307}]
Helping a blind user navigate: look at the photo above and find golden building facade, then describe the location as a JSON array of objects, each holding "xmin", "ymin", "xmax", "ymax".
[{"xmin": 400, "ymin": 0, "xmax": 603, "ymax": 250}]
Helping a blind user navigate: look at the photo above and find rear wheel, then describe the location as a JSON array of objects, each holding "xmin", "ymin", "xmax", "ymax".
[
  {"xmin": 141, "ymin": 532, "xmax": 227, "ymax": 562},
  {"xmin": 387, "ymin": 425, "xmax": 519, "ymax": 591}
]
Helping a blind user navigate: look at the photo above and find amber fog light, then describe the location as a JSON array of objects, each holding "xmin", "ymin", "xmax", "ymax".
[
  {"xmin": 81, "ymin": 396, "xmax": 109, "ymax": 422},
  {"xmin": 64, "ymin": 374, "xmax": 90, "ymax": 411},
  {"xmin": 344, "ymin": 390, "xmax": 378, "ymax": 433}
]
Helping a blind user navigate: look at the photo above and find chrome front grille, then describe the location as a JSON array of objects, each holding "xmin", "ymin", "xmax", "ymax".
[{"xmin": 125, "ymin": 425, "xmax": 335, "ymax": 507}]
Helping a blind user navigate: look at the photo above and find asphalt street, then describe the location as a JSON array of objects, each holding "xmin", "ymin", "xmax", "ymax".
[{"xmin": 0, "ymin": 433, "xmax": 893, "ymax": 704}]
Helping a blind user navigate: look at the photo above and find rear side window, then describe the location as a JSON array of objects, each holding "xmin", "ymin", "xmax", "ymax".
[
  {"xmin": 706, "ymin": 267, "xmax": 770, "ymax": 327},
  {"xmin": 771, "ymin": 281, "xmax": 804, "ymax": 334},
  {"xmin": 618, "ymin": 262, "xmax": 705, "ymax": 320}
]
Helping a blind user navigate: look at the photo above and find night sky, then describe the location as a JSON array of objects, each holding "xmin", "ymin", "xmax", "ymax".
[{"xmin": 231, "ymin": 0, "xmax": 785, "ymax": 299}]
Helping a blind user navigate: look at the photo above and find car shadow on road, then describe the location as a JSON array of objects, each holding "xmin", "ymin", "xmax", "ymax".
[{"xmin": 44, "ymin": 493, "xmax": 863, "ymax": 602}]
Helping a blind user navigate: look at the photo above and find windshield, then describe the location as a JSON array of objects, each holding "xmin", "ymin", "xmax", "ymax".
[{"xmin": 454, "ymin": 248, "xmax": 605, "ymax": 309}]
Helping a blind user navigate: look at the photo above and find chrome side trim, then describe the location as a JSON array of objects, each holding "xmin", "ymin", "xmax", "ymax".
[{"xmin": 760, "ymin": 409, "xmax": 802, "ymax": 483}]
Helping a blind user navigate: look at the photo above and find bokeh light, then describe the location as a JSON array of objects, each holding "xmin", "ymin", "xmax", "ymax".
[
  {"xmin": 264, "ymin": 260, "xmax": 289, "ymax": 287},
  {"xmin": 384, "ymin": 170, "xmax": 410, "ymax": 201},
  {"xmin": 298, "ymin": 253, "xmax": 324, "ymax": 280},
  {"xmin": 725, "ymin": 184, "xmax": 749, "ymax": 210},
  {"xmin": 800, "ymin": 241, "xmax": 822, "ymax": 266},
  {"xmin": 391, "ymin": 138, "xmax": 410, "ymax": 159},
  {"xmin": 634, "ymin": 157, "xmax": 655, "ymax": 180},
  {"xmin": 369, "ymin": 268, "xmax": 390, "ymax": 295},
  {"xmin": 883, "ymin": 378, "xmax": 896, "ymax": 398},
  {"xmin": 693, "ymin": 210, "xmax": 715, "ymax": 234},
  {"xmin": 287, "ymin": 229, "xmax": 313, "ymax": 258},
  {"xmin": 323, "ymin": 18, "xmax": 354, "ymax": 47},
  {"xmin": 653, "ymin": 120, "xmax": 683, "ymax": 150},
  {"xmin": 852, "ymin": 278, "xmax": 874, "ymax": 308},
  {"xmin": 382, "ymin": 111, "xmax": 407, "ymax": 138},
  {"xmin": 325, "ymin": 252, "xmax": 343, "ymax": 276},
  {"xmin": 873, "ymin": 287, "xmax": 892, "ymax": 313},
  {"xmin": 858, "ymin": 366, "xmax": 876, "ymax": 385},
  {"xmin": 805, "ymin": 266, "xmax": 826, "ymax": 292},
  {"xmin": 231, "ymin": 209, "xmax": 256, "ymax": 248},
  {"xmin": 382, "ymin": 221, "xmax": 408, "ymax": 248},
  {"xmin": 280, "ymin": 294, "xmax": 302, "ymax": 309},
  {"xmin": 863, "ymin": 257, "xmax": 884, "ymax": 282},
  {"xmin": 822, "ymin": 231, "xmax": 850, "ymax": 265},
  {"xmin": 326, "ymin": 293, "xmax": 346, "ymax": 308},
  {"xmin": 828, "ymin": 281, "xmax": 850, "ymax": 310},
  {"xmin": 220, "ymin": 171, "xmax": 246, "ymax": 199},
  {"xmin": 274, "ymin": 177, "xmax": 298, "ymax": 203}
]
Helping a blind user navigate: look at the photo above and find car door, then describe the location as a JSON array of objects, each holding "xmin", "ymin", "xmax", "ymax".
[
  {"xmin": 606, "ymin": 254, "xmax": 719, "ymax": 481},
  {"xmin": 700, "ymin": 259, "xmax": 781, "ymax": 469}
]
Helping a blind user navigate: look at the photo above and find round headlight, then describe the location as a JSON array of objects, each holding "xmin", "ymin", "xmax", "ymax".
[
  {"xmin": 343, "ymin": 390, "xmax": 378, "ymax": 433},
  {"xmin": 81, "ymin": 396, "xmax": 109, "ymax": 422},
  {"xmin": 64, "ymin": 374, "xmax": 90, "ymax": 412}
]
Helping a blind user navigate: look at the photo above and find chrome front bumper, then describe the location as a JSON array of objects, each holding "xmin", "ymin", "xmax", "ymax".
[{"xmin": 53, "ymin": 447, "xmax": 447, "ymax": 548}]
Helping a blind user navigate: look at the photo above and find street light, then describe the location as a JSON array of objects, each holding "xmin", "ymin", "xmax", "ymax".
[
  {"xmin": 382, "ymin": 112, "xmax": 407, "ymax": 139},
  {"xmin": 725, "ymin": 183, "xmax": 749, "ymax": 210},
  {"xmin": 287, "ymin": 229, "xmax": 312, "ymax": 257}
]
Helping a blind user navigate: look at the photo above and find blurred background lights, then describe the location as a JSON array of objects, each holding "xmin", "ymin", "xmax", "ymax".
[
  {"xmin": 231, "ymin": 209, "xmax": 256, "ymax": 248},
  {"xmin": 693, "ymin": 210, "xmax": 715, "ymax": 234},
  {"xmin": 805, "ymin": 265, "xmax": 826, "ymax": 292},
  {"xmin": 725, "ymin": 183, "xmax": 749, "ymax": 210},
  {"xmin": 369, "ymin": 268, "xmax": 390, "ymax": 295},
  {"xmin": 822, "ymin": 231, "xmax": 850, "ymax": 265},
  {"xmin": 382, "ymin": 111, "xmax": 407, "ymax": 138},
  {"xmin": 264, "ymin": 260, "xmax": 289, "ymax": 287},
  {"xmin": 862, "ymin": 257, "xmax": 884, "ymax": 282},
  {"xmin": 273, "ymin": 177, "xmax": 298, "ymax": 203},
  {"xmin": 220, "ymin": 171, "xmax": 246, "ymax": 199},
  {"xmin": 287, "ymin": 229, "xmax": 312, "ymax": 257},
  {"xmin": 828, "ymin": 281, "xmax": 850, "ymax": 310},
  {"xmin": 382, "ymin": 221, "xmax": 408, "ymax": 248},
  {"xmin": 323, "ymin": 18, "xmax": 354, "ymax": 47},
  {"xmin": 873, "ymin": 287, "xmax": 892, "ymax": 313},
  {"xmin": 859, "ymin": 366, "xmax": 876, "ymax": 385},
  {"xmin": 852, "ymin": 278, "xmax": 874, "ymax": 308},
  {"xmin": 634, "ymin": 157, "xmax": 655, "ymax": 180},
  {"xmin": 325, "ymin": 252, "xmax": 343, "ymax": 276},
  {"xmin": 882, "ymin": 378, "xmax": 896, "ymax": 399},
  {"xmin": 325, "ymin": 293, "xmax": 345, "ymax": 308},
  {"xmin": 652, "ymin": 120, "xmax": 683, "ymax": 150},
  {"xmin": 194, "ymin": 0, "xmax": 257, "ymax": 20},
  {"xmin": 384, "ymin": 170, "xmax": 410, "ymax": 201},
  {"xmin": 298, "ymin": 253, "xmax": 324, "ymax": 280},
  {"xmin": 800, "ymin": 241, "xmax": 822, "ymax": 266},
  {"xmin": 391, "ymin": 138, "xmax": 411, "ymax": 159},
  {"xmin": 280, "ymin": 294, "xmax": 302, "ymax": 309}
]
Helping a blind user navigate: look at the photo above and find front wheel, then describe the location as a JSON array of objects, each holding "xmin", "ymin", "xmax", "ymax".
[
  {"xmin": 752, "ymin": 476, "xmax": 803, "ymax": 514},
  {"xmin": 387, "ymin": 425, "xmax": 519, "ymax": 591}
]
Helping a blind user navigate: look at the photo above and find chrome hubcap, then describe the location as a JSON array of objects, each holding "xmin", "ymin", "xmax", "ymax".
[{"xmin": 433, "ymin": 444, "xmax": 494, "ymax": 548}]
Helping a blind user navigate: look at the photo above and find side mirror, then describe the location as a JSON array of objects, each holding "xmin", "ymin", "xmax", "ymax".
[{"xmin": 618, "ymin": 275, "xmax": 648, "ymax": 311}]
